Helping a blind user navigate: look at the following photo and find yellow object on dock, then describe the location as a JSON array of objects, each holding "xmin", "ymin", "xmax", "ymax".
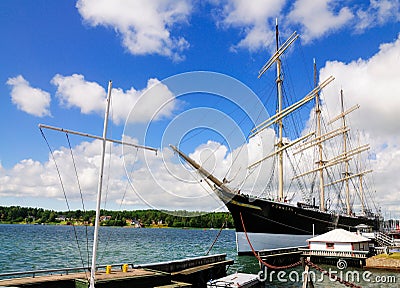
[
  {"xmin": 105, "ymin": 265, "xmax": 112, "ymax": 274},
  {"xmin": 122, "ymin": 264, "xmax": 129, "ymax": 272}
]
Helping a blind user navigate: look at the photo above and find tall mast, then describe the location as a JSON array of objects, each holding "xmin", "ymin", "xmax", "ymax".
[
  {"xmin": 89, "ymin": 80, "xmax": 113, "ymax": 288},
  {"xmin": 340, "ymin": 89, "xmax": 352, "ymax": 216},
  {"xmin": 314, "ymin": 60, "xmax": 325, "ymax": 211},
  {"xmin": 358, "ymin": 134, "xmax": 366, "ymax": 215},
  {"xmin": 276, "ymin": 19, "xmax": 284, "ymax": 202}
]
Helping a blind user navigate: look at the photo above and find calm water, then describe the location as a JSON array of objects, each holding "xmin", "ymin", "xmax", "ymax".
[{"xmin": 0, "ymin": 224, "xmax": 398, "ymax": 287}]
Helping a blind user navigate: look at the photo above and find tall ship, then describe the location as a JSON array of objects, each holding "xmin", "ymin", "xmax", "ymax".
[{"xmin": 171, "ymin": 22, "xmax": 381, "ymax": 255}]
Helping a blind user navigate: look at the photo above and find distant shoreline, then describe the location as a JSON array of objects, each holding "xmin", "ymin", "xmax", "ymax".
[
  {"xmin": 0, "ymin": 222, "xmax": 234, "ymax": 230},
  {"xmin": 0, "ymin": 206, "xmax": 234, "ymax": 229}
]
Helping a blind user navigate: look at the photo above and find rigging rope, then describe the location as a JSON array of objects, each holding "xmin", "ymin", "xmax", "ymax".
[
  {"xmin": 102, "ymin": 92, "xmax": 115, "ymax": 212},
  {"xmin": 97, "ymin": 148, "xmax": 139, "ymax": 265},
  {"xmin": 66, "ymin": 133, "xmax": 91, "ymax": 268},
  {"xmin": 40, "ymin": 128, "xmax": 89, "ymax": 281}
]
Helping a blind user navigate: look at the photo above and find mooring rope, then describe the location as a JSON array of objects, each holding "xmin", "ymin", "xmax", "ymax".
[
  {"xmin": 305, "ymin": 259, "xmax": 362, "ymax": 288},
  {"xmin": 40, "ymin": 128, "xmax": 89, "ymax": 281},
  {"xmin": 205, "ymin": 216, "xmax": 229, "ymax": 255},
  {"xmin": 239, "ymin": 212, "xmax": 302, "ymax": 269}
]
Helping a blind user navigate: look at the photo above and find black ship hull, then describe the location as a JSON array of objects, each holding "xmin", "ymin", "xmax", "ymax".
[{"xmin": 215, "ymin": 187, "xmax": 380, "ymax": 255}]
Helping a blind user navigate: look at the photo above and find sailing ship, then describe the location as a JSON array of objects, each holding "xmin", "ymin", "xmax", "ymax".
[{"xmin": 171, "ymin": 22, "xmax": 381, "ymax": 255}]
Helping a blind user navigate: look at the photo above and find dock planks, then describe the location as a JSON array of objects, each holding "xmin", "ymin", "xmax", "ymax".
[
  {"xmin": 0, "ymin": 268, "xmax": 160, "ymax": 287},
  {"xmin": 0, "ymin": 254, "xmax": 232, "ymax": 288}
]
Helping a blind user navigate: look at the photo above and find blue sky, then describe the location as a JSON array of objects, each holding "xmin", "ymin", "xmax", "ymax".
[{"xmin": 1, "ymin": 0, "xmax": 400, "ymax": 217}]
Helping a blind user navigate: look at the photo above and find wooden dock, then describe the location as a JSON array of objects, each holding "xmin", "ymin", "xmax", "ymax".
[
  {"xmin": 0, "ymin": 269, "xmax": 173, "ymax": 288},
  {"xmin": 0, "ymin": 254, "xmax": 233, "ymax": 288}
]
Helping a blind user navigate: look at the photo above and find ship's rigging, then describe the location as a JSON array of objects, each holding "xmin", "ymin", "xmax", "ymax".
[{"xmin": 171, "ymin": 21, "xmax": 381, "ymax": 254}]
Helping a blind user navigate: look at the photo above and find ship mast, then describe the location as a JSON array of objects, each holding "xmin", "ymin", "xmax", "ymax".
[
  {"xmin": 340, "ymin": 89, "xmax": 352, "ymax": 215},
  {"xmin": 314, "ymin": 60, "xmax": 326, "ymax": 211},
  {"xmin": 358, "ymin": 134, "xmax": 366, "ymax": 215},
  {"xmin": 275, "ymin": 19, "xmax": 284, "ymax": 202},
  {"xmin": 249, "ymin": 21, "xmax": 335, "ymax": 204},
  {"xmin": 316, "ymin": 90, "xmax": 372, "ymax": 216}
]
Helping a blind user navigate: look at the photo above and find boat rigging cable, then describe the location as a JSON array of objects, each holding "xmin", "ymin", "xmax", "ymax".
[
  {"xmin": 98, "ymin": 147, "xmax": 140, "ymax": 266},
  {"xmin": 66, "ymin": 133, "xmax": 91, "ymax": 268},
  {"xmin": 102, "ymin": 94, "xmax": 115, "ymax": 212},
  {"xmin": 239, "ymin": 212, "xmax": 362, "ymax": 288},
  {"xmin": 39, "ymin": 127, "xmax": 90, "ymax": 282}
]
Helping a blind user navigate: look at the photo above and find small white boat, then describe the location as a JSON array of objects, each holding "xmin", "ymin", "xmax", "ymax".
[{"xmin": 207, "ymin": 272, "xmax": 260, "ymax": 288}]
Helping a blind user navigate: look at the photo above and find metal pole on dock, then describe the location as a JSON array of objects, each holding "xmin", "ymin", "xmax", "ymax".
[
  {"xmin": 39, "ymin": 80, "xmax": 157, "ymax": 288},
  {"xmin": 89, "ymin": 80, "xmax": 113, "ymax": 288}
]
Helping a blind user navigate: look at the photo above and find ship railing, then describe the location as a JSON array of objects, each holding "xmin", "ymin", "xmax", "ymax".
[{"xmin": 299, "ymin": 248, "xmax": 369, "ymax": 259}]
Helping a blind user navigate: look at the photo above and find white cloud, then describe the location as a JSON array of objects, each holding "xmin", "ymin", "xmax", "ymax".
[
  {"xmin": 51, "ymin": 74, "xmax": 178, "ymax": 125},
  {"xmin": 6, "ymin": 75, "xmax": 51, "ymax": 117},
  {"xmin": 355, "ymin": 0, "xmax": 400, "ymax": 32},
  {"xmin": 319, "ymin": 34, "xmax": 400, "ymax": 216},
  {"xmin": 111, "ymin": 78, "xmax": 177, "ymax": 125},
  {"xmin": 213, "ymin": 0, "xmax": 355, "ymax": 51},
  {"xmin": 288, "ymin": 0, "xmax": 353, "ymax": 42},
  {"xmin": 320, "ymin": 34, "xmax": 400, "ymax": 139},
  {"xmin": 76, "ymin": 0, "xmax": 191, "ymax": 61},
  {"xmin": 215, "ymin": 0, "xmax": 284, "ymax": 51},
  {"xmin": 211, "ymin": 0, "xmax": 399, "ymax": 51},
  {"xmin": 0, "ymin": 138, "xmax": 223, "ymax": 211},
  {"xmin": 51, "ymin": 74, "xmax": 106, "ymax": 114},
  {"xmin": 0, "ymin": 140, "xmax": 126, "ymax": 209}
]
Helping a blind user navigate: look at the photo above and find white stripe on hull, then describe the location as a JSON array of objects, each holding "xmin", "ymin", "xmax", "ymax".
[{"xmin": 236, "ymin": 232, "xmax": 310, "ymax": 254}]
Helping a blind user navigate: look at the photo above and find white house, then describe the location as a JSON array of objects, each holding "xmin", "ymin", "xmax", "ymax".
[{"xmin": 307, "ymin": 229, "xmax": 370, "ymax": 252}]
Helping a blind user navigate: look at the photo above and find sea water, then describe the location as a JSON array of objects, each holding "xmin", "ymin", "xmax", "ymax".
[{"xmin": 0, "ymin": 224, "xmax": 398, "ymax": 287}]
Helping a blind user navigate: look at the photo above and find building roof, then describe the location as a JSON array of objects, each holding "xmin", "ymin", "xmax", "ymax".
[{"xmin": 307, "ymin": 229, "xmax": 370, "ymax": 243}]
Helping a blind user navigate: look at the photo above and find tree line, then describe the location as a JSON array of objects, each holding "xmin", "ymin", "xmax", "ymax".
[{"xmin": 0, "ymin": 206, "xmax": 234, "ymax": 229}]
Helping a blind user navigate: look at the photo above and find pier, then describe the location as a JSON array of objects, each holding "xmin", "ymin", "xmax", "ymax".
[{"xmin": 0, "ymin": 254, "xmax": 233, "ymax": 288}]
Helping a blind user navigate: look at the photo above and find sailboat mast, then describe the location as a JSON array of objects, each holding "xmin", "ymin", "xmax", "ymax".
[
  {"xmin": 275, "ymin": 19, "xmax": 284, "ymax": 202},
  {"xmin": 40, "ymin": 80, "xmax": 157, "ymax": 286},
  {"xmin": 314, "ymin": 60, "xmax": 325, "ymax": 211},
  {"xmin": 340, "ymin": 89, "xmax": 352, "ymax": 216},
  {"xmin": 89, "ymin": 80, "xmax": 113, "ymax": 288}
]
